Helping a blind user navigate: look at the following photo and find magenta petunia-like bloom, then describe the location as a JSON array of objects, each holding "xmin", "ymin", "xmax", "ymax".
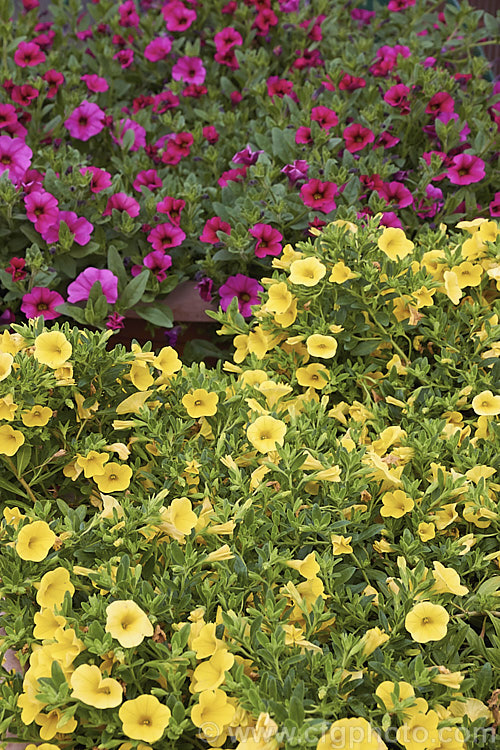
[
  {"xmin": 156, "ymin": 196, "xmax": 185, "ymax": 224},
  {"xmin": 338, "ymin": 72, "xmax": 366, "ymax": 91},
  {"xmin": 388, "ymin": 0, "xmax": 415, "ymax": 9},
  {"xmin": 311, "ymin": 106, "xmax": 338, "ymax": 130},
  {"xmin": 218, "ymin": 166, "xmax": 247, "ymax": 188},
  {"xmin": 426, "ymin": 91, "xmax": 454, "ymax": 118},
  {"xmin": 202, "ymin": 126, "xmax": 219, "ymax": 144},
  {"xmin": 232, "ymin": 145, "xmax": 263, "ymax": 166},
  {"xmin": 147, "ymin": 222, "xmax": 186, "ymax": 250},
  {"xmin": 172, "ymin": 56, "xmax": 206, "ymax": 85},
  {"xmin": 300, "ymin": 178, "xmax": 338, "ymax": 213},
  {"xmin": 447, "ymin": 154, "xmax": 486, "ymax": 185},
  {"xmin": 489, "ymin": 192, "xmax": 500, "ymax": 217},
  {"xmin": 119, "ymin": 0, "xmax": 140, "ymax": 27},
  {"xmin": 343, "ymin": 123, "xmax": 375, "ymax": 153},
  {"xmin": 24, "ymin": 190, "xmax": 59, "ymax": 232},
  {"xmin": 200, "ymin": 217, "xmax": 231, "ymax": 243},
  {"xmin": 81, "ymin": 166, "xmax": 112, "ymax": 193},
  {"xmin": 380, "ymin": 212, "xmax": 403, "ymax": 229},
  {"xmin": 64, "ymin": 100, "xmax": 106, "ymax": 141},
  {"xmin": 162, "ymin": 1, "xmax": 197, "ymax": 31},
  {"xmin": 113, "ymin": 49, "xmax": 134, "ymax": 68},
  {"xmin": 0, "ymin": 136, "xmax": 32, "ymax": 184},
  {"xmin": 214, "ymin": 27, "xmax": 242, "ymax": 52},
  {"xmin": 5, "ymin": 257, "xmax": 27, "ymax": 281},
  {"xmin": 132, "ymin": 249, "xmax": 172, "ymax": 282},
  {"xmin": 377, "ymin": 181, "xmax": 414, "ymax": 208},
  {"xmin": 249, "ymin": 223, "xmax": 283, "ymax": 258},
  {"xmin": 195, "ymin": 276, "xmax": 213, "ymax": 302},
  {"xmin": 81, "ymin": 74, "xmax": 109, "ymax": 93},
  {"xmin": 144, "ymin": 36, "xmax": 172, "ymax": 61},
  {"xmin": 219, "ymin": 274, "xmax": 263, "ymax": 318},
  {"xmin": 114, "ymin": 118, "xmax": 146, "ymax": 151},
  {"xmin": 374, "ymin": 130, "xmax": 400, "ymax": 149},
  {"xmin": 266, "ymin": 76, "xmax": 295, "ymax": 100},
  {"xmin": 42, "ymin": 69, "xmax": 64, "ymax": 98},
  {"xmin": 281, "ymin": 160, "xmax": 309, "ymax": 185},
  {"xmin": 106, "ymin": 312, "xmax": 126, "ymax": 330},
  {"xmin": 21, "ymin": 286, "xmax": 64, "ymax": 320},
  {"xmin": 383, "ymin": 84, "xmax": 411, "ymax": 113},
  {"xmin": 295, "ymin": 126, "xmax": 313, "ymax": 145},
  {"xmin": 67, "ymin": 268, "xmax": 118, "ymax": 304},
  {"xmin": 41, "ymin": 210, "xmax": 93, "ymax": 246},
  {"xmin": 14, "ymin": 41, "xmax": 46, "ymax": 67},
  {"xmin": 103, "ymin": 192, "xmax": 140, "ymax": 217},
  {"xmin": 133, "ymin": 169, "xmax": 162, "ymax": 192}
]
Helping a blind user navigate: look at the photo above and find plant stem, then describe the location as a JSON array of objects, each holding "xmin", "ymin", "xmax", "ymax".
[{"xmin": 3, "ymin": 457, "xmax": 38, "ymax": 504}]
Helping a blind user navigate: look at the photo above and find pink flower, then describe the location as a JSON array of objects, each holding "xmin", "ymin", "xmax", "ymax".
[
  {"xmin": 133, "ymin": 169, "xmax": 162, "ymax": 192},
  {"xmin": 281, "ymin": 160, "xmax": 309, "ymax": 185},
  {"xmin": 343, "ymin": 123, "xmax": 375, "ymax": 153},
  {"xmin": 113, "ymin": 49, "xmax": 134, "ymax": 68},
  {"xmin": 21, "ymin": 287, "xmax": 64, "ymax": 320},
  {"xmin": 0, "ymin": 135, "xmax": 32, "ymax": 184},
  {"xmin": 67, "ymin": 268, "xmax": 119, "ymax": 304},
  {"xmin": 81, "ymin": 74, "xmax": 109, "ymax": 93},
  {"xmin": 338, "ymin": 73, "xmax": 366, "ymax": 91},
  {"xmin": 41, "ymin": 211, "xmax": 93, "ymax": 246},
  {"xmin": 64, "ymin": 100, "xmax": 106, "ymax": 141},
  {"xmin": 172, "ymin": 56, "xmax": 206, "ymax": 85},
  {"xmin": 106, "ymin": 312, "xmax": 125, "ymax": 330},
  {"xmin": 136, "ymin": 249, "xmax": 172, "ymax": 282},
  {"xmin": 14, "ymin": 41, "xmax": 46, "ymax": 67},
  {"xmin": 5, "ymin": 257, "xmax": 27, "ymax": 281},
  {"xmin": 383, "ymin": 84, "xmax": 411, "ymax": 113},
  {"xmin": 144, "ymin": 37, "xmax": 172, "ymax": 61},
  {"xmin": 426, "ymin": 92, "xmax": 454, "ymax": 118},
  {"xmin": 311, "ymin": 106, "xmax": 338, "ymax": 130},
  {"xmin": 388, "ymin": 0, "xmax": 415, "ymax": 9},
  {"xmin": 81, "ymin": 166, "xmax": 112, "ymax": 193},
  {"xmin": 200, "ymin": 217, "xmax": 231, "ymax": 243},
  {"xmin": 214, "ymin": 27, "xmax": 242, "ymax": 52},
  {"xmin": 380, "ymin": 212, "xmax": 403, "ymax": 229},
  {"xmin": 447, "ymin": 154, "xmax": 485, "ymax": 185},
  {"xmin": 147, "ymin": 222, "xmax": 185, "ymax": 250},
  {"xmin": 416, "ymin": 184, "xmax": 444, "ymax": 219},
  {"xmin": 295, "ymin": 126, "xmax": 312, "ymax": 145},
  {"xmin": 42, "ymin": 69, "xmax": 64, "ymax": 98},
  {"xmin": 24, "ymin": 191, "xmax": 59, "ymax": 232},
  {"xmin": 351, "ymin": 8, "xmax": 375, "ymax": 25},
  {"xmin": 489, "ymin": 192, "xmax": 500, "ymax": 217},
  {"xmin": 218, "ymin": 166, "xmax": 247, "ymax": 188},
  {"xmin": 249, "ymin": 224, "xmax": 283, "ymax": 258},
  {"xmin": 202, "ymin": 126, "xmax": 219, "ymax": 143},
  {"xmin": 119, "ymin": 0, "xmax": 140, "ymax": 27},
  {"xmin": 156, "ymin": 196, "xmax": 185, "ymax": 224},
  {"xmin": 162, "ymin": 1, "xmax": 197, "ymax": 31},
  {"xmin": 0, "ymin": 103, "xmax": 18, "ymax": 131},
  {"xmin": 214, "ymin": 47, "xmax": 239, "ymax": 69},
  {"xmin": 267, "ymin": 76, "xmax": 295, "ymax": 100},
  {"xmin": 219, "ymin": 274, "xmax": 263, "ymax": 317},
  {"xmin": 113, "ymin": 118, "xmax": 146, "ymax": 151},
  {"xmin": 103, "ymin": 193, "xmax": 140, "ymax": 217},
  {"xmin": 195, "ymin": 276, "xmax": 213, "ymax": 302},
  {"xmin": 374, "ymin": 130, "xmax": 400, "ymax": 149},
  {"xmin": 232, "ymin": 145, "xmax": 263, "ymax": 166},
  {"xmin": 252, "ymin": 8, "xmax": 278, "ymax": 35},
  {"xmin": 300, "ymin": 179, "xmax": 338, "ymax": 213},
  {"xmin": 153, "ymin": 90, "xmax": 180, "ymax": 113},
  {"xmin": 377, "ymin": 181, "xmax": 414, "ymax": 208}
]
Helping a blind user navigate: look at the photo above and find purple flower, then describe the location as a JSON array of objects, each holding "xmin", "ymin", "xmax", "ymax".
[
  {"xmin": 40, "ymin": 210, "xmax": 93, "ymax": 246},
  {"xmin": 103, "ymin": 193, "xmax": 141, "ymax": 218},
  {"xmin": 135, "ymin": 249, "xmax": 172, "ymax": 282},
  {"xmin": 164, "ymin": 325, "xmax": 181, "ymax": 347},
  {"xmin": 147, "ymin": 223, "xmax": 186, "ymax": 250},
  {"xmin": 232, "ymin": 145, "xmax": 264, "ymax": 166},
  {"xmin": 144, "ymin": 37, "xmax": 173, "ymax": 62},
  {"xmin": 113, "ymin": 118, "xmax": 146, "ymax": 151},
  {"xmin": 172, "ymin": 56, "xmax": 206, "ymax": 85},
  {"xmin": 64, "ymin": 101, "xmax": 106, "ymax": 141},
  {"xmin": 0, "ymin": 308, "xmax": 15, "ymax": 324},
  {"xmin": 281, "ymin": 159, "xmax": 309, "ymax": 185},
  {"xmin": 106, "ymin": 312, "xmax": 126, "ymax": 330},
  {"xmin": 249, "ymin": 223, "xmax": 283, "ymax": 258},
  {"xmin": 219, "ymin": 274, "xmax": 263, "ymax": 317},
  {"xmin": 21, "ymin": 286, "xmax": 64, "ymax": 320},
  {"xmin": 195, "ymin": 276, "xmax": 213, "ymax": 302},
  {"xmin": 67, "ymin": 268, "xmax": 119, "ymax": 304}
]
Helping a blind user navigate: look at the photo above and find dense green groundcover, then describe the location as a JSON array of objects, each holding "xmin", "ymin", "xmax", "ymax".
[{"xmin": 0, "ymin": 218, "xmax": 499, "ymax": 749}]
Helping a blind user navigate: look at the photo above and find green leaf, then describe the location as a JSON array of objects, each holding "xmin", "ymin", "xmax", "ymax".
[
  {"xmin": 16, "ymin": 446, "xmax": 32, "ymax": 476},
  {"xmin": 136, "ymin": 305, "xmax": 174, "ymax": 329},
  {"xmin": 271, "ymin": 127, "xmax": 296, "ymax": 163},
  {"xmin": 119, "ymin": 270, "xmax": 150, "ymax": 311},
  {"xmin": 108, "ymin": 246, "xmax": 128, "ymax": 287},
  {"xmin": 53, "ymin": 302, "xmax": 88, "ymax": 325}
]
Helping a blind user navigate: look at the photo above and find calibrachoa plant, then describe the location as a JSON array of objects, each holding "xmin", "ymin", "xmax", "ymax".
[
  {"xmin": 0, "ymin": 0, "xmax": 498, "ymax": 330},
  {"xmin": 0, "ymin": 217, "xmax": 499, "ymax": 749}
]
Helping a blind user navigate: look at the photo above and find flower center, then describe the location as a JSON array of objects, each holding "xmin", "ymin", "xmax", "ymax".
[
  {"xmin": 109, "ymin": 474, "xmax": 117, "ymax": 481},
  {"xmin": 141, "ymin": 717, "xmax": 152, "ymax": 725},
  {"xmin": 37, "ymin": 303, "xmax": 48, "ymax": 310},
  {"xmin": 313, "ymin": 192, "xmax": 323, "ymax": 200},
  {"xmin": 194, "ymin": 400, "xmax": 202, "ymax": 406},
  {"xmin": 240, "ymin": 293, "xmax": 250, "ymax": 302},
  {"xmin": 0, "ymin": 155, "xmax": 11, "ymax": 164},
  {"xmin": 422, "ymin": 617, "xmax": 430, "ymax": 624}
]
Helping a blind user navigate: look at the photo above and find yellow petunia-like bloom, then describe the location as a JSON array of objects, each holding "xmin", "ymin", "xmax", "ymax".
[
  {"xmin": 94, "ymin": 462, "xmax": 133, "ymax": 493},
  {"xmin": 21, "ymin": 405, "xmax": 53, "ymax": 427},
  {"xmin": 25, "ymin": 744, "xmax": 60, "ymax": 750},
  {"xmin": 375, "ymin": 681, "xmax": 428, "ymax": 720},
  {"xmin": 247, "ymin": 415, "xmax": 286, "ymax": 454},
  {"xmin": 471, "ymin": 390, "xmax": 500, "ymax": 416},
  {"xmin": 380, "ymin": 490, "xmax": 414, "ymax": 518},
  {"xmin": 289, "ymin": 257, "xmax": 326, "ymax": 286},
  {"xmin": 328, "ymin": 260, "xmax": 357, "ymax": 284},
  {"xmin": 33, "ymin": 331, "xmax": 72, "ymax": 368},
  {"xmin": 76, "ymin": 450, "xmax": 109, "ymax": 478},
  {"xmin": 317, "ymin": 717, "xmax": 386, "ymax": 750},
  {"xmin": 129, "ymin": 360, "xmax": 154, "ymax": 390},
  {"xmin": 0, "ymin": 393, "xmax": 18, "ymax": 420},
  {"xmin": 331, "ymin": 535, "xmax": 353, "ymax": 555},
  {"xmin": 16, "ymin": 520, "xmax": 56, "ymax": 562},
  {"xmin": 306, "ymin": 334, "xmax": 338, "ymax": 359},
  {"xmin": 378, "ymin": 227, "xmax": 414, "ymax": 261},
  {"xmin": 159, "ymin": 497, "xmax": 197, "ymax": 541},
  {"xmin": 191, "ymin": 689, "xmax": 236, "ymax": 741},
  {"xmin": 33, "ymin": 609, "xmax": 66, "ymax": 640},
  {"xmin": 34, "ymin": 709, "xmax": 77, "ymax": 740},
  {"xmin": 418, "ymin": 522, "xmax": 435, "ymax": 542},
  {"xmin": 266, "ymin": 282, "xmax": 293, "ymax": 313},
  {"xmin": 153, "ymin": 345, "xmax": 182, "ymax": 378},
  {"xmin": 0, "ymin": 351, "xmax": 13, "ymax": 381},
  {"xmin": 296, "ymin": 363, "xmax": 329, "ymax": 389},
  {"xmin": 431, "ymin": 562, "xmax": 468, "ymax": 596},
  {"xmin": 396, "ymin": 710, "xmax": 440, "ymax": 750},
  {"xmin": 119, "ymin": 694, "xmax": 171, "ymax": 743},
  {"xmin": 0, "ymin": 330, "xmax": 25, "ymax": 355},
  {"xmin": 287, "ymin": 552, "xmax": 320, "ymax": 580},
  {"xmin": 443, "ymin": 271, "xmax": 463, "ymax": 305},
  {"xmin": 190, "ymin": 649, "xmax": 235, "ymax": 693},
  {"xmin": 450, "ymin": 261, "xmax": 482, "ymax": 288},
  {"xmin": 0, "ymin": 424, "xmax": 25, "ymax": 455},
  {"xmin": 182, "ymin": 388, "xmax": 219, "ymax": 418},
  {"xmin": 70, "ymin": 664, "xmax": 123, "ymax": 708},
  {"xmin": 360, "ymin": 627, "xmax": 390, "ymax": 657},
  {"xmin": 35, "ymin": 567, "xmax": 75, "ymax": 609},
  {"xmin": 405, "ymin": 602, "xmax": 449, "ymax": 643},
  {"xmin": 191, "ymin": 623, "xmax": 225, "ymax": 659},
  {"xmin": 105, "ymin": 600, "xmax": 154, "ymax": 648}
]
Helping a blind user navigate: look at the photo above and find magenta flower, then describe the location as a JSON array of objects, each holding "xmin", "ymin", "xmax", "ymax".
[
  {"xmin": 42, "ymin": 69, "xmax": 64, "ymax": 98},
  {"xmin": 383, "ymin": 84, "xmax": 411, "ymax": 113},
  {"xmin": 214, "ymin": 27, "xmax": 242, "ymax": 52},
  {"xmin": 162, "ymin": 1, "xmax": 197, "ymax": 31},
  {"xmin": 21, "ymin": 287, "xmax": 64, "ymax": 320},
  {"xmin": 219, "ymin": 274, "xmax": 263, "ymax": 318},
  {"xmin": 416, "ymin": 185, "xmax": 444, "ymax": 219},
  {"xmin": 24, "ymin": 191, "xmax": 59, "ymax": 232},
  {"xmin": 195, "ymin": 276, "xmax": 213, "ymax": 302},
  {"xmin": 426, "ymin": 92, "xmax": 454, "ymax": 118},
  {"xmin": 132, "ymin": 250, "xmax": 172, "ymax": 282},
  {"xmin": 203, "ymin": 126, "xmax": 219, "ymax": 144},
  {"xmin": 106, "ymin": 312, "xmax": 126, "ymax": 330},
  {"xmin": 351, "ymin": 8, "xmax": 375, "ymax": 25},
  {"xmin": 447, "ymin": 154, "xmax": 485, "ymax": 185},
  {"xmin": 232, "ymin": 145, "xmax": 263, "ymax": 166},
  {"xmin": 81, "ymin": 74, "xmax": 109, "ymax": 93},
  {"xmin": 133, "ymin": 169, "xmax": 162, "ymax": 192},
  {"xmin": 114, "ymin": 118, "xmax": 146, "ymax": 151},
  {"xmin": 374, "ymin": 130, "xmax": 400, "ymax": 149},
  {"xmin": 380, "ymin": 212, "xmax": 403, "ymax": 229},
  {"xmin": 377, "ymin": 182, "xmax": 414, "ymax": 209},
  {"xmin": 156, "ymin": 196, "xmax": 185, "ymax": 224},
  {"xmin": 172, "ymin": 56, "xmax": 206, "ymax": 85},
  {"xmin": 338, "ymin": 72, "xmax": 366, "ymax": 91},
  {"xmin": 0, "ymin": 103, "xmax": 18, "ymax": 131},
  {"xmin": 343, "ymin": 123, "xmax": 375, "ymax": 153},
  {"xmin": 388, "ymin": 0, "xmax": 415, "ymax": 9},
  {"xmin": 119, "ymin": 0, "xmax": 140, "ymax": 27},
  {"xmin": 267, "ymin": 76, "xmax": 295, "ymax": 100},
  {"xmin": 200, "ymin": 217, "xmax": 231, "ymax": 243},
  {"xmin": 144, "ymin": 37, "xmax": 172, "ymax": 61},
  {"xmin": 311, "ymin": 106, "xmax": 338, "ymax": 130},
  {"xmin": 295, "ymin": 127, "xmax": 313, "ymax": 145},
  {"xmin": 64, "ymin": 101, "xmax": 106, "ymax": 141},
  {"xmin": 67, "ymin": 268, "xmax": 118, "ymax": 304},
  {"xmin": 218, "ymin": 166, "xmax": 247, "ymax": 188},
  {"xmin": 14, "ymin": 41, "xmax": 46, "ymax": 67},
  {"xmin": 81, "ymin": 166, "xmax": 112, "ymax": 193},
  {"xmin": 281, "ymin": 160, "xmax": 309, "ymax": 185},
  {"xmin": 103, "ymin": 193, "xmax": 140, "ymax": 217},
  {"xmin": 41, "ymin": 211, "xmax": 93, "ymax": 246},
  {"xmin": 5, "ymin": 257, "xmax": 27, "ymax": 281},
  {"xmin": 0, "ymin": 135, "xmax": 32, "ymax": 184},
  {"xmin": 249, "ymin": 224, "xmax": 283, "ymax": 258},
  {"xmin": 300, "ymin": 179, "xmax": 338, "ymax": 213},
  {"xmin": 147, "ymin": 222, "xmax": 186, "ymax": 250},
  {"xmin": 113, "ymin": 49, "xmax": 134, "ymax": 68},
  {"xmin": 11, "ymin": 84, "xmax": 39, "ymax": 107},
  {"xmin": 489, "ymin": 192, "xmax": 500, "ymax": 217}
]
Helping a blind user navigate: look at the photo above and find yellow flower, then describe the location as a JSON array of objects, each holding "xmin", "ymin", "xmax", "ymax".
[
  {"xmin": 418, "ymin": 522, "xmax": 435, "ymax": 542},
  {"xmin": 0, "ymin": 351, "xmax": 13, "ymax": 381},
  {"xmin": 34, "ymin": 709, "xmax": 77, "ymax": 740},
  {"xmin": 443, "ymin": 271, "xmax": 463, "ymax": 305},
  {"xmin": 266, "ymin": 282, "xmax": 293, "ymax": 313},
  {"xmin": 296, "ymin": 363, "xmax": 329, "ymax": 389},
  {"xmin": 35, "ymin": 567, "xmax": 75, "ymax": 609},
  {"xmin": 360, "ymin": 627, "xmax": 390, "ymax": 656},
  {"xmin": 94, "ymin": 462, "xmax": 133, "ymax": 493},
  {"xmin": 182, "ymin": 388, "xmax": 219, "ymax": 418},
  {"xmin": 0, "ymin": 424, "xmax": 25, "ymax": 455},
  {"xmin": 119, "ymin": 694, "xmax": 171, "ymax": 743},
  {"xmin": 471, "ymin": 390, "xmax": 500, "ymax": 416},
  {"xmin": 130, "ymin": 360, "xmax": 154, "ymax": 390},
  {"xmin": 205, "ymin": 544, "xmax": 234, "ymax": 563},
  {"xmin": 306, "ymin": 334, "xmax": 338, "ymax": 359},
  {"xmin": 411, "ymin": 286, "xmax": 435, "ymax": 308},
  {"xmin": 70, "ymin": 664, "xmax": 123, "ymax": 708},
  {"xmin": 247, "ymin": 415, "xmax": 286, "ymax": 454},
  {"xmin": 33, "ymin": 609, "xmax": 66, "ymax": 640},
  {"xmin": 287, "ymin": 552, "xmax": 320, "ymax": 580},
  {"xmin": 159, "ymin": 497, "xmax": 197, "ymax": 540},
  {"xmin": 192, "ymin": 623, "xmax": 225, "ymax": 659},
  {"xmin": 289, "ymin": 257, "xmax": 326, "ymax": 286},
  {"xmin": 375, "ymin": 681, "xmax": 427, "ymax": 719},
  {"xmin": 153, "ymin": 345, "xmax": 182, "ymax": 380},
  {"xmin": 317, "ymin": 717, "xmax": 385, "ymax": 750},
  {"xmin": 3, "ymin": 506, "xmax": 25, "ymax": 527},
  {"xmin": 116, "ymin": 390, "xmax": 152, "ymax": 415},
  {"xmin": 54, "ymin": 362, "xmax": 74, "ymax": 385},
  {"xmin": 25, "ymin": 744, "xmax": 60, "ymax": 750},
  {"xmin": 76, "ymin": 450, "xmax": 109, "ymax": 478},
  {"xmin": 16, "ymin": 520, "xmax": 55, "ymax": 562},
  {"xmin": 105, "ymin": 600, "xmax": 154, "ymax": 648},
  {"xmin": 21, "ymin": 405, "xmax": 53, "ymax": 427},
  {"xmin": 405, "ymin": 602, "xmax": 449, "ymax": 643},
  {"xmin": 396, "ymin": 711, "xmax": 440, "ymax": 750},
  {"xmin": 190, "ymin": 649, "xmax": 235, "ymax": 693},
  {"xmin": 273, "ymin": 243, "xmax": 302, "ymax": 269},
  {"xmin": 450, "ymin": 261, "xmax": 482, "ymax": 288},
  {"xmin": 34, "ymin": 331, "xmax": 72, "ymax": 368},
  {"xmin": 331, "ymin": 535, "xmax": 353, "ymax": 554},
  {"xmin": 0, "ymin": 330, "xmax": 25, "ymax": 355},
  {"xmin": 275, "ymin": 297, "xmax": 298, "ymax": 327},
  {"xmin": 378, "ymin": 227, "xmax": 414, "ymax": 261},
  {"xmin": 328, "ymin": 260, "xmax": 357, "ymax": 283},
  {"xmin": 191, "ymin": 689, "xmax": 236, "ymax": 741},
  {"xmin": 431, "ymin": 562, "xmax": 468, "ymax": 596},
  {"xmin": 0, "ymin": 393, "xmax": 18, "ymax": 420},
  {"xmin": 380, "ymin": 490, "xmax": 414, "ymax": 518}
]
